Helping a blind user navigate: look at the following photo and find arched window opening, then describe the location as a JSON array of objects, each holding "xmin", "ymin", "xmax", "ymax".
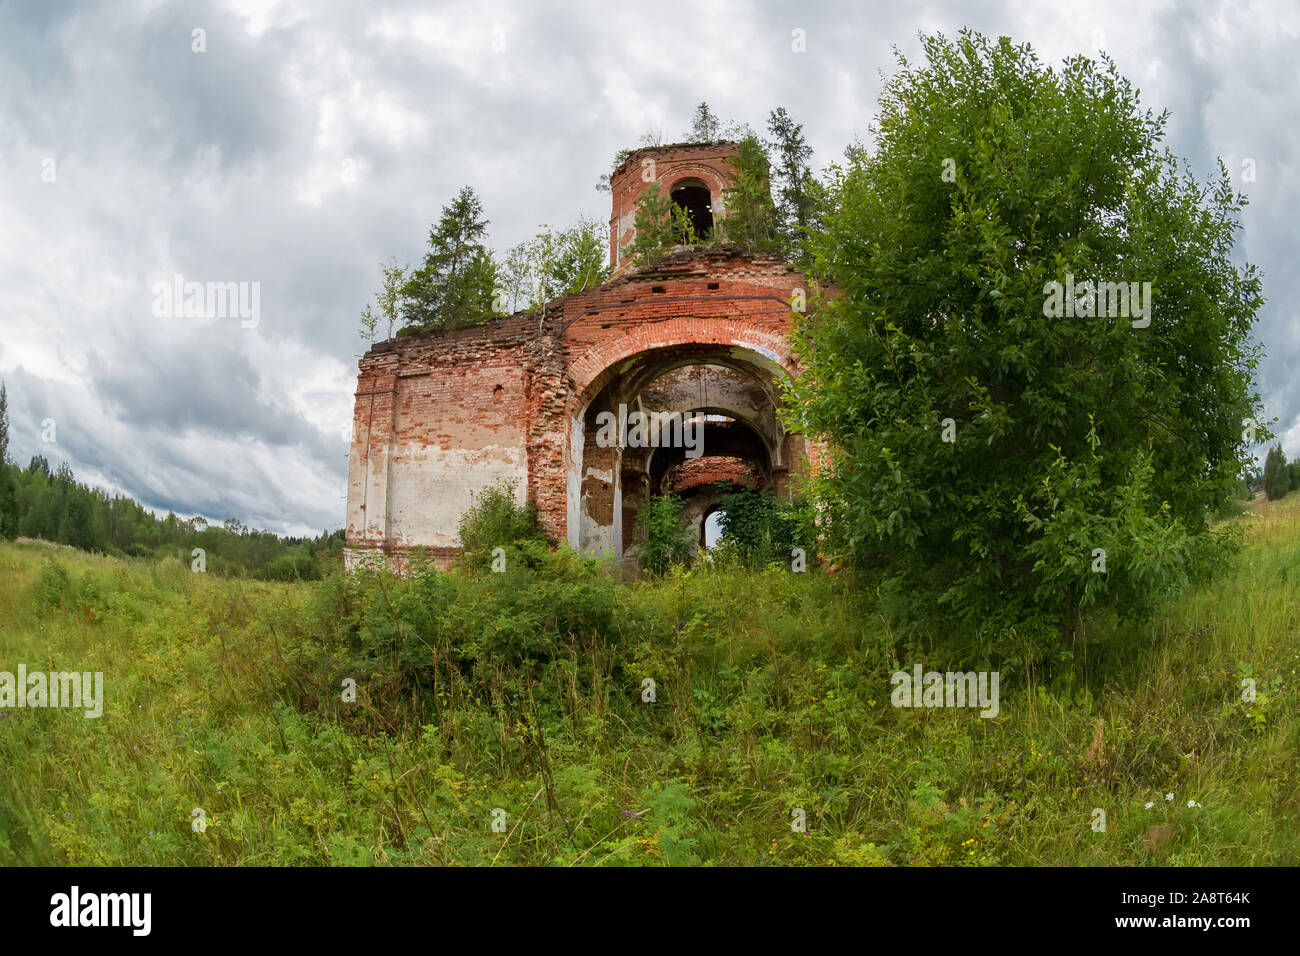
[
  {"xmin": 670, "ymin": 182, "xmax": 713, "ymax": 240},
  {"xmin": 703, "ymin": 508, "xmax": 726, "ymax": 549}
]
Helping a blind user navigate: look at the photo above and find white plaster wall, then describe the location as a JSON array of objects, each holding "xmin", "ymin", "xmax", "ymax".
[{"xmin": 386, "ymin": 444, "xmax": 528, "ymax": 549}]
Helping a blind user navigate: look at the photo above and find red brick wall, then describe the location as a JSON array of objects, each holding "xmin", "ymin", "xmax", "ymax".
[
  {"xmin": 608, "ymin": 142, "xmax": 741, "ymax": 270},
  {"xmin": 665, "ymin": 455, "xmax": 763, "ymax": 494},
  {"xmin": 345, "ymin": 247, "xmax": 819, "ymax": 566}
]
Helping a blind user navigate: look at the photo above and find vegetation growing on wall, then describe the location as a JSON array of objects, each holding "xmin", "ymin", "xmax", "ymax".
[{"xmin": 714, "ymin": 485, "xmax": 817, "ymax": 568}]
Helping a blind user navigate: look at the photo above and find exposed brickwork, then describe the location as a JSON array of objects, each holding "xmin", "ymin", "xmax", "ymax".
[
  {"xmin": 344, "ymin": 143, "xmax": 820, "ymax": 570},
  {"xmin": 608, "ymin": 141, "xmax": 741, "ymax": 272},
  {"xmin": 665, "ymin": 456, "xmax": 763, "ymax": 494}
]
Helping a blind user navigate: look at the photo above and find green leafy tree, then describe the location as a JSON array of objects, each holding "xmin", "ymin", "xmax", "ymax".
[
  {"xmin": 0, "ymin": 467, "xmax": 17, "ymax": 541},
  {"xmin": 401, "ymin": 186, "xmax": 500, "ymax": 331},
  {"xmin": 669, "ymin": 203, "xmax": 698, "ymax": 246},
  {"xmin": 57, "ymin": 491, "xmax": 95, "ymax": 550},
  {"xmin": 360, "ymin": 257, "xmax": 409, "ymax": 343},
  {"xmin": 549, "ymin": 216, "xmax": 609, "ymax": 295},
  {"xmin": 497, "ymin": 240, "xmax": 533, "ymax": 314},
  {"xmin": 1263, "ymin": 444, "xmax": 1289, "ymax": 500},
  {"xmin": 792, "ymin": 30, "xmax": 1265, "ymax": 647},
  {"xmin": 686, "ymin": 102, "xmax": 722, "ymax": 143},
  {"xmin": 718, "ymin": 135, "xmax": 780, "ymax": 252},
  {"xmin": 765, "ymin": 107, "xmax": 817, "ymax": 260},
  {"xmin": 502, "ymin": 217, "xmax": 611, "ymax": 312}
]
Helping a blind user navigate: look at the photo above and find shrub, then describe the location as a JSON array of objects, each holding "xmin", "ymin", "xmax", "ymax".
[
  {"xmin": 456, "ymin": 478, "xmax": 547, "ymax": 570},
  {"xmin": 257, "ymin": 551, "xmax": 321, "ymax": 582},
  {"xmin": 637, "ymin": 495, "xmax": 694, "ymax": 574},
  {"xmin": 348, "ymin": 539, "xmax": 624, "ymax": 705},
  {"xmin": 30, "ymin": 555, "xmax": 72, "ymax": 611},
  {"xmin": 716, "ymin": 485, "xmax": 817, "ymax": 568}
]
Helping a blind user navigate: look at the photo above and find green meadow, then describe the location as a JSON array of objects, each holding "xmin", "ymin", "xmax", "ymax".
[{"xmin": 1, "ymin": 495, "xmax": 1296, "ymax": 866}]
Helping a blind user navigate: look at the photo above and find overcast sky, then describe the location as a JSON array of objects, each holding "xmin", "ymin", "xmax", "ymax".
[{"xmin": 1, "ymin": 0, "xmax": 1296, "ymax": 536}]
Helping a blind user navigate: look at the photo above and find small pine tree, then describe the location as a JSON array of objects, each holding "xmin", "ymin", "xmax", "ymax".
[
  {"xmin": 630, "ymin": 183, "xmax": 676, "ymax": 265},
  {"xmin": 401, "ymin": 186, "xmax": 500, "ymax": 331},
  {"xmin": 765, "ymin": 107, "xmax": 817, "ymax": 261},
  {"xmin": 686, "ymin": 102, "xmax": 721, "ymax": 143},
  {"xmin": 1263, "ymin": 444, "xmax": 1289, "ymax": 500},
  {"xmin": 718, "ymin": 136, "xmax": 780, "ymax": 251}
]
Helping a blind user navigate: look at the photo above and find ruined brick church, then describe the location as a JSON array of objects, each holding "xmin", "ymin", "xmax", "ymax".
[{"xmin": 344, "ymin": 140, "xmax": 817, "ymax": 571}]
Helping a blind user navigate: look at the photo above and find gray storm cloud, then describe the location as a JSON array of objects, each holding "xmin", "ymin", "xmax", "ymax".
[{"xmin": 1, "ymin": 0, "xmax": 1296, "ymax": 535}]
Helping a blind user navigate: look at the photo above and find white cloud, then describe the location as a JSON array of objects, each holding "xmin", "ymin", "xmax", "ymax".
[{"xmin": 1, "ymin": 0, "xmax": 1296, "ymax": 535}]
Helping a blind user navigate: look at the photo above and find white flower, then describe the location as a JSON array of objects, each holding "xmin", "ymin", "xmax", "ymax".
[
  {"xmin": 1165, "ymin": 793, "xmax": 1174, "ymax": 801},
  {"xmin": 1187, "ymin": 800, "xmax": 1201, "ymax": 809},
  {"xmin": 1144, "ymin": 801, "xmax": 1155, "ymax": 810}
]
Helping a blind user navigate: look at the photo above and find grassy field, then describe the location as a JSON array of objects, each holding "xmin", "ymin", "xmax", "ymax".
[{"xmin": 1, "ymin": 496, "xmax": 1297, "ymax": 866}]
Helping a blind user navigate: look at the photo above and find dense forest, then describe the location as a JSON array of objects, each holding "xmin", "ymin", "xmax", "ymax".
[
  {"xmin": 0, "ymin": 393, "xmax": 343, "ymax": 579},
  {"xmin": 0, "ymin": 454, "xmax": 342, "ymax": 579}
]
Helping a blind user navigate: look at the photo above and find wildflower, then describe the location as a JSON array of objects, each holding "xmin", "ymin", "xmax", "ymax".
[
  {"xmin": 1187, "ymin": 800, "xmax": 1201, "ymax": 809},
  {"xmin": 1144, "ymin": 801, "xmax": 1154, "ymax": 810},
  {"xmin": 1165, "ymin": 792, "xmax": 1174, "ymax": 802}
]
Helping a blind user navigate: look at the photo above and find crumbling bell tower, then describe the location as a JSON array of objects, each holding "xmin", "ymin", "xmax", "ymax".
[
  {"xmin": 607, "ymin": 141, "xmax": 742, "ymax": 274},
  {"xmin": 345, "ymin": 138, "xmax": 816, "ymax": 573}
]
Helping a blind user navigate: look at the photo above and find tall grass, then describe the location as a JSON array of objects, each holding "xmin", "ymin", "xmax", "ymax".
[{"xmin": 0, "ymin": 498, "xmax": 1296, "ymax": 865}]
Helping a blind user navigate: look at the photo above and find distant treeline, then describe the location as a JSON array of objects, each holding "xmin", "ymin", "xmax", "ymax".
[{"xmin": 0, "ymin": 455, "xmax": 343, "ymax": 580}]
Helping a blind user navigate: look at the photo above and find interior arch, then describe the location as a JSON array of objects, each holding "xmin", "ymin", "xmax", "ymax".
[{"xmin": 566, "ymin": 341, "xmax": 802, "ymax": 567}]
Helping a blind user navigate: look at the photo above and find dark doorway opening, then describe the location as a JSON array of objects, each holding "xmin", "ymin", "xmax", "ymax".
[{"xmin": 670, "ymin": 183, "xmax": 713, "ymax": 240}]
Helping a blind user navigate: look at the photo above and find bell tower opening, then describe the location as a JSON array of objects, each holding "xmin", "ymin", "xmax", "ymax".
[
  {"xmin": 607, "ymin": 141, "xmax": 741, "ymax": 272},
  {"xmin": 670, "ymin": 181, "xmax": 713, "ymax": 239}
]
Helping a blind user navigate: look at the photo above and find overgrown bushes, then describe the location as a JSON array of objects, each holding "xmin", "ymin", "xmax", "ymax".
[
  {"xmin": 715, "ymin": 485, "xmax": 817, "ymax": 569},
  {"xmin": 637, "ymin": 495, "xmax": 694, "ymax": 574},
  {"xmin": 455, "ymin": 478, "xmax": 549, "ymax": 571},
  {"xmin": 4, "ymin": 490, "xmax": 1298, "ymax": 866}
]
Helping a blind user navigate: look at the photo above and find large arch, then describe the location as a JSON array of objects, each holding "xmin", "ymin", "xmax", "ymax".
[
  {"xmin": 566, "ymin": 317, "xmax": 796, "ymax": 402},
  {"xmin": 563, "ymin": 321, "xmax": 806, "ymax": 561}
]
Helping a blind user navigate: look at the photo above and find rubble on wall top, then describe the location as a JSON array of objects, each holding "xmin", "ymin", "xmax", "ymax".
[
  {"xmin": 613, "ymin": 245, "xmax": 793, "ymax": 281},
  {"xmin": 611, "ymin": 140, "xmax": 740, "ymax": 178},
  {"xmin": 357, "ymin": 245, "xmax": 802, "ymax": 363},
  {"xmin": 361, "ymin": 308, "xmax": 542, "ymax": 355}
]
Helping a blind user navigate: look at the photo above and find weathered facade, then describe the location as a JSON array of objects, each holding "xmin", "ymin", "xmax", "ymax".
[{"xmin": 344, "ymin": 141, "xmax": 816, "ymax": 570}]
